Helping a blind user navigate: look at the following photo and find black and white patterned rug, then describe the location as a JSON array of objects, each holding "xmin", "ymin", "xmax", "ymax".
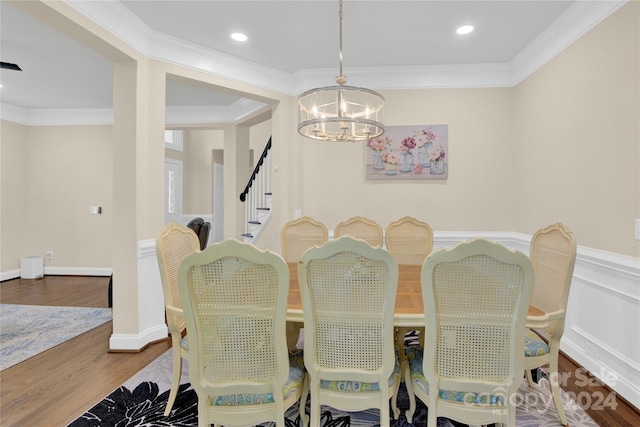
[{"xmin": 68, "ymin": 344, "xmax": 598, "ymax": 427}]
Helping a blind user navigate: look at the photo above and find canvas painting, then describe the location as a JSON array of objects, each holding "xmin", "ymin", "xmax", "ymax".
[{"xmin": 365, "ymin": 124, "xmax": 448, "ymax": 180}]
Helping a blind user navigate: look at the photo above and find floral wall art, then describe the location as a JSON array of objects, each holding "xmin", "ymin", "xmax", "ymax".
[{"xmin": 366, "ymin": 124, "xmax": 448, "ymax": 180}]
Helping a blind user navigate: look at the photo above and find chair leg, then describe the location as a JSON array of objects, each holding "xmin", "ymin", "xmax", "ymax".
[
  {"xmin": 403, "ymin": 361, "xmax": 416, "ymax": 424},
  {"xmin": 525, "ymin": 368, "xmax": 535, "ymax": 388},
  {"xmin": 380, "ymin": 397, "xmax": 391, "ymax": 427},
  {"xmin": 309, "ymin": 380, "xmax": 321, "ymax": 427},
  {"xmin": 299, "ymin": 373, "xmax": 310, "ymax": 427},
  {"xmin": 391, "ymin": 380, "xmax": 401, "ymax": 420},
  {"xmin": 548, "ymin": 353, "xmax": 568, "ymax": 426},
  {"xmin": 164, "ymin": 343, "xmax": 182, "ymax": 416}
]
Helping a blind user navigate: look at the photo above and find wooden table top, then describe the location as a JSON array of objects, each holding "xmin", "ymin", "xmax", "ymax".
[{"xmin": 287, "ymin": 262, "xmax": 545, "ymax": 328}]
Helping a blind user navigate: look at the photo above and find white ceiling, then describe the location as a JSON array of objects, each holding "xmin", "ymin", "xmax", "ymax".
[{"xmin": 0, "ymin": 0, "xmax": 625, "ymax": 121}]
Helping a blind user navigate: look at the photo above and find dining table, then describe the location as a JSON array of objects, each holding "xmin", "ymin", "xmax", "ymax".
[{"xmin": 285, "ymin": 262, "xmax": 547, "ymax": 349}]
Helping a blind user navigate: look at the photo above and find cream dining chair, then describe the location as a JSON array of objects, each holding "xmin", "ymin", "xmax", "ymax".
[
  {"xmin": 524, "ymin": 223, "xmax": 577, "ymax": 426},
  {"xmin": 178, "ymin": 239, "xmax": 306, "ymax": 427},
  {"xmin": 281, "ymin": 216, "xmax": 328, "ymax": 263},
  {"xmin": 385, "ymin": 216, "xmax": 434, "ymax": 357},
  {"xmin": 385, "ymin": 216, "xmax": 433, "ymax": 265},
  {"xmin": 298, "ymin": 236, "xmax": 401, "ymax": 426},
  {"xmin": 405, "ymin": 238, "xmax": 534, "ymax": 426},
  {"xmin": 280, "ymin": 216, "xmax": 329, "ymax": 350},
  {"xmin": 156, "ymin": 222, "xmax": 201, "ymax": 416},
  {"xmin": 334, "ymin": 216, "xmax": 384, "ymax": 247}
]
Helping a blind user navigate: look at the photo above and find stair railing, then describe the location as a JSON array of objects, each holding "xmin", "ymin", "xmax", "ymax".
[{"xmin": 239, "ymin": 137, "xmax": 272, "ymax": 239}]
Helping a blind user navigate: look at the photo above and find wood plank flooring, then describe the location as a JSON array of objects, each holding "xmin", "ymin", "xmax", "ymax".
[
  {"xmin": 1, "ymin": 275, "xmax": 638, "ymax": 426},
  {"xmin": 0, "ymin": 276, "xmax": 170, "ymax": 427}
]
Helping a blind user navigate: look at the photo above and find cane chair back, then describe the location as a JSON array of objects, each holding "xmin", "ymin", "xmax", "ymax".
[
  {"xmin": 298, "ymin": 236, "xmax": 401, "ymax": 426},
  {"xmin": 334, "ymin": 216, "xmax": 383, "ymax": 247},
  {"xmin": 405, "ymin": 238, "xmax": 533, "ymax": 426},
  {"xmin": 524, "ymin": 223, "xmax": 577, "ymax": 425},
  {"xmin": 156, "ymin": 222, "xmax": 200, "ymax": 416},
  {"xmin": 385, "ymin": 216, "xmax": 433, "ymax": 265},
  {"xmin": 281, "ymin": 216, "xmax": 328, "ymax": 263},
  {"xmin": 385, "ymin": 217, "xmax": 433, "ymax": 362},
  {"xmin": 178, "ymin": 239, "xmax": 305, "ymax": 427}
]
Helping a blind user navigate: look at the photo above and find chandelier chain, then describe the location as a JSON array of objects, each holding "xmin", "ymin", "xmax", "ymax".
[{"xmin": 337, "ymin": 0, "xmax": 346, "ymax": 85}]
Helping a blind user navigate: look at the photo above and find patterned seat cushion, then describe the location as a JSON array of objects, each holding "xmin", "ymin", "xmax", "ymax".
[
  {"xmin": 406, "ymin": 346, "xmax": 504, "ymax": 405},
  {"xmin": 320, "ymin": 351, "xmax": 401, "ymax": 393},
  {"xmin": 210, "ymin": 350, "xmax": 305, "ymax": 406},
  {"xmin": 180, "ymin": 336, "xmax": 188, "ymax": 351},
  {"xmin": 524, "ymin": 329, "xmax": 550, "ymax": 357}
]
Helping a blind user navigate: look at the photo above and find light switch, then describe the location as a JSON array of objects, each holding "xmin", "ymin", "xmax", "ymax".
[
  {"xmin": 635, "ymin": 219, "xmax": 640, "ymax": 241},
  {"xmin": 89, "ymin": 206, "xmax": 102, "ymax": 215}
]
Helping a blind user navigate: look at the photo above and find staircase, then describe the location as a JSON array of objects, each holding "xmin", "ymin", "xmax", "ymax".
[{"xmin": 240, "ymin": 137, "xmax": 272, "ymax": 243}]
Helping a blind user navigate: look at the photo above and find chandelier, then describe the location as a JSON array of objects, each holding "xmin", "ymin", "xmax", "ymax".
[{"xmin": 297, "ymin": 0, "xmax": 384, "ymax": 142}]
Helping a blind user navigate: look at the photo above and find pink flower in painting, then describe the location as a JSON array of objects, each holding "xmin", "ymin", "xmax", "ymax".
[
  {"xmin": 429, "ymin": 145, "xmax": 446, "ymax": 162},
  {"xmin": 400, "ymin": 137, "xmax": 416, "ymax": 152},
  {"xmin": 416, "ymin": 127, "xmax": 438, "ymax": 147},
  {"xmin": 413, "ymin": 164, "xmax": 423, "ymax": 174},
  {"xmin": 382, "ymin": 151, "xmax": 399, "ymax": 164},
  {"xmin": 424, "ymin": 128, "xmax": 437, "ymax": 142},
  {"xmin": 367, "ymin": 136, "xmax": 391, "ymax": 152}
]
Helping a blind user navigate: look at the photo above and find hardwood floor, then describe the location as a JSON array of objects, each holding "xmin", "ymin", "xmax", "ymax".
[
  {"xmin": 0, "ymin": 276, "xmax": 170, "ymax": 427},
  {"xmin": 1, "ymin": 275, "xmax": 638, "ymax": 426}
]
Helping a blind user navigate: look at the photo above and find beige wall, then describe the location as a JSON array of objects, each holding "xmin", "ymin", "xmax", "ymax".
[
  {"xmin": 515, "ymin": 1, "xmax": 639, "ymax": 257},
  {"xmin": 296, "ymin": 87, "xmax": 518, "ymax": 234},
  {"xmin": 183, "ymin": 129, "xmax": 223, "ymax": 214},
  {"xmin": 0, "ymin": 123, "xmax": 114, "ymax": 271},
  {"xmin": 1, "ymin": 121, "xmax": 30, "ymax": 271}
]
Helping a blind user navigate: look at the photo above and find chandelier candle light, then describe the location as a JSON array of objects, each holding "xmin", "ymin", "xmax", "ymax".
[{"xmin": 297, "ymin": 0, "xmax": 384, "ymax": 142}]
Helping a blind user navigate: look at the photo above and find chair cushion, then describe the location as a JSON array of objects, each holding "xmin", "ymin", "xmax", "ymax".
[
  {"xmin": 524, "ymin": 329, "xmax": 550, "ymax": 357},
  {"xmin": 406, "ymin": 346, "xmax": 504, "ymax": 405},
  {"xmin": 319, "ymin": 351, "xmax": 401, "ymax": 393},
  {"xmin": 180, "ymin": 336, "xmax": 188, "ymax": 351},
  {"xmin": 210, "ymin": 350, "xmax": 305, "ymax": 406}
]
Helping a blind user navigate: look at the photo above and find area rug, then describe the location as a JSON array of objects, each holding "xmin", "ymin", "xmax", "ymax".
[
  {"xmin": 0, "ymin": 303, "xmax": 112, "ymax": 370},
  {"xmin": 69, "ymin": 349, "xmax": 598, "ymax": 427}
]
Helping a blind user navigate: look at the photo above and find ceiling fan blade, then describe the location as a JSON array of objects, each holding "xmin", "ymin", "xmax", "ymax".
[{"xmin": 0, "ymin": 62, "xmax": 22, "ymax": 71}]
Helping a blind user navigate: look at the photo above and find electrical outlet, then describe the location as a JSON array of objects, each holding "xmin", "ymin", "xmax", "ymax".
[
  {"xmin": 635, "ymin": 219, "xmax": 640, "ymax": 241},
  {"xmin": 45, "ymin": 250, "xmax": 54, "ymax": 259}
]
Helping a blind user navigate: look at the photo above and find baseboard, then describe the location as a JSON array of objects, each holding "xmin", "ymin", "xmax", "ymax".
[
  {"xmin": 109, "ymin": 324, "xmax": 168, "ymax": 351},
  {"xmin": 44, "ymin": 266, "xmax": 113, "ymax": 276},
  {"xmin": 1, "ymin": 269, "xmax": 21, "ymax": 281},
  {"xmin": 1, "ymin": 267, "xmax": 112, "ymax": 281}
]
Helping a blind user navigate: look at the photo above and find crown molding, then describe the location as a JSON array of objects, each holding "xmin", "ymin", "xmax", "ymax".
[
  {"xmin": 5, "ymin": 0, "xmax": 624, "ymax": 126},
  {"xmin": 511, "ymin": 0, "xmax": 627, "ymax": 83},
  {"xmin": 0, "ymin": 103, "xmax": 113, "ymax": 126},
  {"xmin": 165, "ymin": 98, "xmax": 268, "ymax": 125},
  {"xmin": 1, "ymin": 98, "xmax": 266, "ymax": 127},
  {"xmin": 67, "ymin": 0, "xmax": 625, "ymax": 94}
]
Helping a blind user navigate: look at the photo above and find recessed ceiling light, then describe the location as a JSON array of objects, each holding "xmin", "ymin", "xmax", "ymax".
[
  {"xmin": 231, "ymin": 32, "xmax": 248, "ymax": 42},
  {"xmin": 456, "ymin": 25, "xmax": 474, "ymax": 35}
]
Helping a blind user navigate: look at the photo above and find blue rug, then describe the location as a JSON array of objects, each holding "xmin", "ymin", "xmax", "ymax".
[
  {"xmin": 69, "ymin": 349, "xmax": 598, "ymax": 426},
  {"xmin": 0, "ymin": 303, "xmax": 112, "ymax": 370}
]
